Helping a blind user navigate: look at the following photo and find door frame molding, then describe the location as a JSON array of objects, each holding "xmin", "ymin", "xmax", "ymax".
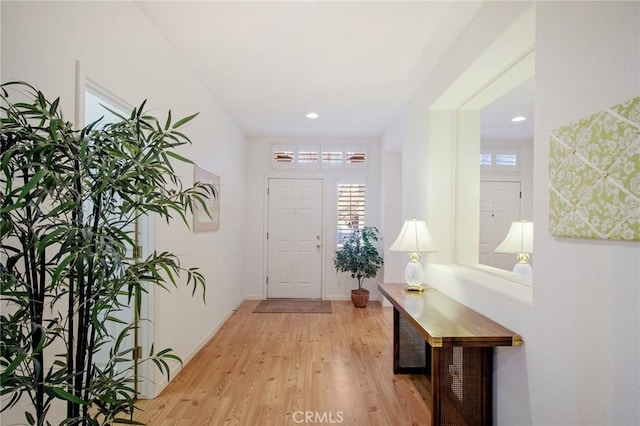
[{"xmin": 75, "ymin": 62, "xmax": 156, "ymax": 398}]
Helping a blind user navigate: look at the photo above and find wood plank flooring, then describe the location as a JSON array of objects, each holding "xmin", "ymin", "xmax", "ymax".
[{"xmin": 133, "ymin": 300, "xmax": 431, "ymax": 425}]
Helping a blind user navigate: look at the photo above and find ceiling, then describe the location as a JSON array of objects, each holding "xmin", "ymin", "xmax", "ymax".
[
  {"xmin": 481, "ymin": 77, "xmax": 535, "ymax": 140},
  {"xmin": 137, "ymin": 1, "xmax": 532, "ymax": 140}
]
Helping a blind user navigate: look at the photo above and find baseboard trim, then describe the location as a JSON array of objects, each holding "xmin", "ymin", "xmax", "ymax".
[{"xmin": 149, "ymin": 297, "xmax": 246, "ymax": 398}]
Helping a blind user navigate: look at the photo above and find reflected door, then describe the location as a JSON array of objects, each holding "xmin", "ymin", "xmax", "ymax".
[{"xmin": 479, "ymin": 181, "xmax": 521, "ymax": 270}]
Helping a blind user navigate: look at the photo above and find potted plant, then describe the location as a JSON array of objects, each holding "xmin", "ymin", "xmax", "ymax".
[
  {"xmin": 0, "ymin": 81, "xmax": 215, "ymax": 425},
  {"xmin": 334, "ymin": 226, "xmax": 383, "ymax": 308}
]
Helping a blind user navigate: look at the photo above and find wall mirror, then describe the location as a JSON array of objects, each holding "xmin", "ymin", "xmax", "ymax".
[
  {"xmin": 451, "ymin": 51, "xmax": 535, "ymax": 285},
  {"xmin": 478, "ymin": 78, "xmax": 534, "ymax": 272}
]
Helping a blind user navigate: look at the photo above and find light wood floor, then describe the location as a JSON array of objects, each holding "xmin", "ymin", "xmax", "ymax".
[{"xmin": 134, "ymin": 300, "xmax": 431, "ymax": 425}]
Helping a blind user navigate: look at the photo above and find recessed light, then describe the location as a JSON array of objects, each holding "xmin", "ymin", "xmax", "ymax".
[
  {"xmin": 511, "ymin": 116, "xmax": 527, "ymax": 122},
  {"xmin": 306, "ymin": 112, "xmax": 319, "ymax": 119}
]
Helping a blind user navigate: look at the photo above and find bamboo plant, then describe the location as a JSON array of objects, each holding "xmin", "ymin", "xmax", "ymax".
[{"xmin": 0, "ymin": 81, "xmax": 215, "ymax": 425}]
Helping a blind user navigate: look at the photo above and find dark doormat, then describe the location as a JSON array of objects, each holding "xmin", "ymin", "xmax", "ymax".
[{"xmin": 252, "ymin": 299, "xmax": 332, "ymax": 313}]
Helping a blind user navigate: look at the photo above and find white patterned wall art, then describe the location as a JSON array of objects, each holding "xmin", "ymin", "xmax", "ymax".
[
  {"xmin": 193, "ymin": 165, "xmax": 220, "ymax": 232},
  {"xmin": 549, "ymin": 96, "xmax": 640, "ymax": 241}
]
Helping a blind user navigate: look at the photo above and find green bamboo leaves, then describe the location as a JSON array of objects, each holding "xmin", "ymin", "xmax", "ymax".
[{"xmin": 1, "ymin": 82, "xmax": 215, "ymax": 425}]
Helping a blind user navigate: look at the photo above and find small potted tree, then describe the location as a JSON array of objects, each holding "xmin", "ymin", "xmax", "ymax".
[{"xmin": 334, "ymin": 226, "xmax": 383, "ymax": 308}]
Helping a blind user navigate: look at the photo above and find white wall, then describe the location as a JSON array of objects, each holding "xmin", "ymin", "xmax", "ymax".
[
  {"xmin": 244, "ymin": 136, "xmax": 383, "ymax": 301},
  {"xmin": 1, "ymin": 2, "xmax": 246, "ymax": 420},
  {"xmin": 383, "ymin": 2, "xmax": 639, "ymax": 425},
  {"xmin": 530, "ymin": 2, "xmax": 639, "ymax": 424},
  {"xmin": 381, "ymin": 151, "xmax": 404, "ymax": 285}
]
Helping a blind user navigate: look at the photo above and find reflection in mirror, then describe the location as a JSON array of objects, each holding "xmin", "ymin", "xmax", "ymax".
[{"xmin": 478, "ymin": 78, "xmax": 534, "ymax": 272}]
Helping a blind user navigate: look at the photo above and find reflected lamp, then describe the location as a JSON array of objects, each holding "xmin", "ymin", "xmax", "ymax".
[
  {"xmin": 389, "ymin": 218, "xmax": 439, "ymax": 292},
  {"xmin": 495, "ymin": 220, "xmax": 534, "ymax": 276}
]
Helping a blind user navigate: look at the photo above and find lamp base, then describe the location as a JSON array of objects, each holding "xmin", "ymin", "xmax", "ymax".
[
  {"xmin": 513, "ymin": 262, "xmax": 533, "ymax": 276},
  {"xmin": 404, "ymin": 255, "xmax": 424, "ymax": 291},
  {"xmin": 405, "ymin": 284, "xmax": 424, "ymax": 292}
]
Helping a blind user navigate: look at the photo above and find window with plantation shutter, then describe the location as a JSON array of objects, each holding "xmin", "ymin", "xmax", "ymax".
[
  {"xmin": 322, "ymin": 149, "xmax": 343, "ymax": 166},
  {"xmin": 272, "ymin": 146, "xmax": 295, "ymax": 168},
  {"xmin": 495, "ymin": 151, "xmax": 518, "ymax": 167},
  {"xmin": 336, "ymin": 183, "xmax": 366, "ymax": 248},
  {"xmin": 345, "ymin": 150, "xmax": 366, "ymax": 164},
  {"xmin": 480, "ymin": 147, "xmax": 519, "ymax": 173},
  {"xmin": 480, "ymin": 152, "xmax": 493, "ymax": 166},
  {"xmin": 298, "ymin": 150, "xmax": 319, "ymax": 164}
]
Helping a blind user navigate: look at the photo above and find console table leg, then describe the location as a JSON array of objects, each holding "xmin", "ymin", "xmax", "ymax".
[
  {"xmin": 432, "ymin": 346, "xmax": 493, "ymax": 426},
  {"xmin": 393, "ymin": 308, "xmax": 400, "ymax": 374},
  {"xmin": 431, "ymin": 347, "xmax": 441, "ymax": 426},
  {"xmin": 393, "ymin": 308, "xmax": 430, "ymax": 374},
  {"xmin": 481, "ymin": 347, "xmax": 493, "ymax": 425}
]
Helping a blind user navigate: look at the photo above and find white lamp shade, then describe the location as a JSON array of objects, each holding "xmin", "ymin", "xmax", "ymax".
[
  {"xmin": 495, "ymin": 220, "xmax": 533, "ymax": 254},
  {"xmin": 390, "ymin": 219, "xmax": 439, "ymax": 253}
]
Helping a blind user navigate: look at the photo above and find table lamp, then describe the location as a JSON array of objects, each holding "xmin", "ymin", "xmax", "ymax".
[
  {"xmin": 389, "ymin": 218, "xmax": 439, "ymax": 292},
  {"xmin": 495, "ymin": 220, "xmax": 533, "ymax": 276}
]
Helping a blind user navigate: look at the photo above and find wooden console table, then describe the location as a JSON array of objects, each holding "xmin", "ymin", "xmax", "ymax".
[{"xmin": 378, "ymin": 283, "xmax": 522, "ymax": 426}]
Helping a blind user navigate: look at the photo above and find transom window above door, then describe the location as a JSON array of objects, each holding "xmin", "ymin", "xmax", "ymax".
[
  {"xmin": 272, "ymin": 145, "xmax": 367, "ymax": 169},
  {"xmin": 480, "ymin": 148, "xmax": 520, "ymax": 174}
]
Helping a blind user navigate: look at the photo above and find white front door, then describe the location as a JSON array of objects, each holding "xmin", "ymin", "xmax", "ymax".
[
  {"xmin": 479, "ymin": 181, "xmax": 522, "ymax": 270},
  {"xmin": 267, "ymin": 179, "xmax": 323, "ymax": 299}
]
